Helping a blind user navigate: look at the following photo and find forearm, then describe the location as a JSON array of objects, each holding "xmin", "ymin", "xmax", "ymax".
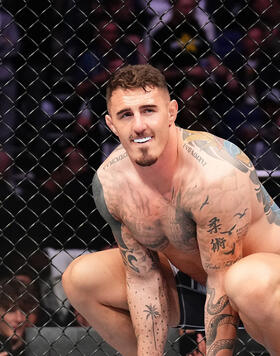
[
  {"xmin": 126, "ymin": 271, "xmax": 169, "ymax": 356},
  {"xmin": 205, "ymin": 283, "xmax": 239, "ymax": 356}
]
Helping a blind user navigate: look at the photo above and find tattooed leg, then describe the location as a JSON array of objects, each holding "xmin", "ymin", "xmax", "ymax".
[
  {"xmin": 63, "ymin": 248, "xmax": 180, "ymax": 356},
  {"xmin": 62, "ymin": 249, "xmax": 137, "ymax": 356},
  {"xmin": 224, "ymin": 253, "xmax": 280, "ymax": 356}
]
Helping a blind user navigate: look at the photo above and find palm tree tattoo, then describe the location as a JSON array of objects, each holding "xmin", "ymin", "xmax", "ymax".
[{"xmin": 144, "ymin": 304, "xmax": 160, "ymax": 349}]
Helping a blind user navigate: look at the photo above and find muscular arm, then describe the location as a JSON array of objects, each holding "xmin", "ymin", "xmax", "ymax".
[
  {"xmin": 204, "ymin": 275, "xmax": 239, "ymax": 355},
  {"xmin": 181, "ymin": 130, "xmax": 267, "ymax": 355},
  {"xmin": 197, "ymin": 200, "xmax": 244, "ymax": 356},
  {"xmin": 192, "ymin": 171, "xmax": 251, "ymax": 354},
  {"xmin": 92, "ymin": 173, "xmax": 169, "ymax": 356},
  {"xmin": 121, "ymin": 225, "xmax": 169, "ymax": 356}
]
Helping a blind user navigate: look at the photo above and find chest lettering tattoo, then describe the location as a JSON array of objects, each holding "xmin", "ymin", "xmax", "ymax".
[
  {"xmin": 183, "ymin": 143, "xmax": 207, "ymax": 167},
  {"xmin": 102, "ymin": 152, "xmax": 128, "ymax": 170}
]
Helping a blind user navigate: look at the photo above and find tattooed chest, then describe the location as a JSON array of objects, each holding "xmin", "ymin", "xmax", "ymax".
[{"xmin": 121, "ymin": 202, "xmax": 198, "ymax": 252}]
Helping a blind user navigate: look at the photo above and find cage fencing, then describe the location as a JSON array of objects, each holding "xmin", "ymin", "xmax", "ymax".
[{"xmin": 0, "ymin": 0, "xmax": 279, "ymax": 354}]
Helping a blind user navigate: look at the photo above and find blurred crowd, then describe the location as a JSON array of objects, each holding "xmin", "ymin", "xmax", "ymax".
[{"xmin": 0, "ymin": 0, "xmax": 279, "ymax": 354}]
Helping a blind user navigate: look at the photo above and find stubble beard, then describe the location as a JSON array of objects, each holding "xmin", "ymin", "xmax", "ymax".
[{"xmin": 135, "ymin": 147, "xmax": 158, "ymax": 167}]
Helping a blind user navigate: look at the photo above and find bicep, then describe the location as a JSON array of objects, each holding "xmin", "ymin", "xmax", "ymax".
[{"xmin": 195, "ymin": 192, "xmax": 249, "ymax": 276}]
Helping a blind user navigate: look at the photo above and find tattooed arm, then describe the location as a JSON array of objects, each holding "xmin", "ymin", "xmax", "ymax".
[
  {"xmin": 204, "ymin": 275, "xmax": 239, "ymax": 355},
  {"xmin": 195, "ymin": 186, "xmax": 251, "ymax": 355},
  {"xmin": 198, "ymin": 227, "xmax": 241, "ymax": 355},
  {"xmin": 92, "ymin": 173, "xmax": 169, "ymax": 356},
  {"xmin": 121, "ymin": 225, "xmax": 169, "ymax": 356}
]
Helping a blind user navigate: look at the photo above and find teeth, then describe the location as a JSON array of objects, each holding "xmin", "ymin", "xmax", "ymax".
[{"xmin": 134, "ymin": 137, "xmax": 152, "ymax": 143}]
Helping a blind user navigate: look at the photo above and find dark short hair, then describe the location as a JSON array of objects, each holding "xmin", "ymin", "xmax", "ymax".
[
  {"xmin": 106, "ymin": 64, "xmax": 169, "ymax": 103},
  {"xmin": 0, "ymin": 278, "xmax": 38, "ymax": 314}
]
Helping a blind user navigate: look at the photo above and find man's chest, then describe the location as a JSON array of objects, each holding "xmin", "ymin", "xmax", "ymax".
[{"xmin": 118, "ymin": 192, "xmax": 198, "ymax": 252}]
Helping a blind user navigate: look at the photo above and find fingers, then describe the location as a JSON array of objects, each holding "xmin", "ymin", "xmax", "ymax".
[
  {"xmin": 196, "ymin": 332, "xmax": 206, "ymax": 355},
  {"xmin": 187, "ymin": 333, "xmax": 206, "ymax": 356}
]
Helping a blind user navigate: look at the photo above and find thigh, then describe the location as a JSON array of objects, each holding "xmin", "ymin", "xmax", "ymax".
[{"xmin": 64, "ymin": 248, "xmax": 180, "ymax": 325}]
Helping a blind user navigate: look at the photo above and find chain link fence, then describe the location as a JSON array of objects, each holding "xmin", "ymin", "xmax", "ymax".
[{"xmin": 0, "ymin": 0, "xmax": 279, "ymax": 354}]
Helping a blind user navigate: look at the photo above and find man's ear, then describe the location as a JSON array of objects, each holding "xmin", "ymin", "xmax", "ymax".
[
  {"xmin": 168, "ymin": 99, "xmax": 178, "ymax": 126},
  {"xmin": 105, "ymin": 114, "xmax": 118, "ymax": 136}
]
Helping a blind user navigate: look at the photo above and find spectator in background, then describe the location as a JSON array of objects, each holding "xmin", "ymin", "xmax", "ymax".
[
  {"xmin": 176, "ymin": 82, "xmax": 218, "ymax": 133},
  {"xmin": 75, "ymin": 10, "xmax": 147, "ymax": 163},
  {"xmin": 247, "ymin": 0, "xmax": 280, "ymax": 29},
  {"xmin": 77, "ymin": 50, "xmax": 125, "ymax": 163},
  {"xmin": 215, "ymin": 24, "xmax": 268, "ymax": 145},
  {"xmin": 39, "ymin": 139, "xmax": 109, "ymax": 251},
  {"xmin": 206, "ymin": 0, "xmax": 279, "ymax": 66},
  {"xmin": 255, "ymin": 89, "xmax": 280, "ymax": 171},
  {"xmin": 42, "ymin": 145, "xmax": 88, "ymax": 195},
  {"xmin": 0, "ymin": 249, "xmax": 52, "ymax": 327},
  {"xmin": 0, "ymin": 150, "xmax": 13, "ymax": 194},
  {"xmin": 237, "ymin": 22, "xmax": 280, "ymax": 100},
  {"xmin": 215, "ymin": 22, "xmax": 280, "ymax": 172},
  {"xmin": 150, "ymin": 0, "xmax": 211, "ymax": 87},
  {"xmin": 206, "ymin": 0, "xmax": 247, "ymax": 71},
  {"xmin": 76, "ymin": 13, "xmax": 145, "ymax": 99},
  {"xmin": 211, "ymin": 2, "xmax": 280, "ymax": 145},
  {"xmin": 102, "ymin": 0, "xmax": 151, "ymax": 63},
  {"xmin": 145, "ymin": 0, "xmax": 215, "ymax": 54},
  {"xmin": 149, "ymin": 0, "xmax": 240, "ymax": 111},
  {"xmin": 11, "ymin": 0, "xmax": 57, "ymax": 172},
  {"xmin": 0, "ymin": 7, "xmax": 20, "ymax": 160},
  {"xmin": 0, "ymin": 278, "xmax": 38, "ymax": 355}
]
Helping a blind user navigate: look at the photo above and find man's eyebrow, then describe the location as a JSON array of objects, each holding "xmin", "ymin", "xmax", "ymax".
[
  {"xmin": 140, "ymin": 104, "xmax": 157, "ymax": 110},
  {"xmin": 116, "ymin": 105, "xmax": 157, "ymax": 117},
  {"xmin": 116, "ymin": 108, "xmax": 131, "ymax": 117}
]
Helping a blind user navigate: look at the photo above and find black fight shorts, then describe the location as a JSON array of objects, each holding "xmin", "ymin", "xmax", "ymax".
[{"xmin": 170, "ymin": 263, "xmax": 206, "ymax": 330}]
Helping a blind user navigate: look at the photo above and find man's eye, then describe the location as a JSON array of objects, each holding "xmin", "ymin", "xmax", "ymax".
[
  {"xmin": 144, "ymin": 108, "xmax": 154, "ymax": 113},
  {"xmin": 121, "ymin": 112, "xmax": 132, "ymax": 119}
]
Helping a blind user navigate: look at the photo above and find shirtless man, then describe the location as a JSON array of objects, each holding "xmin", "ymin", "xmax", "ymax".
[{"xmin": 62, "ymin": 64, "xmax": 280, "ymax": 356}]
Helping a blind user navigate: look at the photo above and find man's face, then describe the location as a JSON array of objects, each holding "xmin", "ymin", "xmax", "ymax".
[
  {"xmin": 106, "ymin": 87, "xmax": 177, "ymax": 167},
  {"xmin": 0, "ymin": 307, "xmax": 26, "ymax": 341}
]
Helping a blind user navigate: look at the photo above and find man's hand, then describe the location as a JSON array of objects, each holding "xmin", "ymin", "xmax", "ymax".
[{"xmin": 188, "ymin": 333, "xmax": 206, "ymax": 356}]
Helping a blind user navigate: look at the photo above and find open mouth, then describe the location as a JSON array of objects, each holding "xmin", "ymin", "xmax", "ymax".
[{"xmin": 133, "ymin": 137, "xmax": 152, "ymax": 143}]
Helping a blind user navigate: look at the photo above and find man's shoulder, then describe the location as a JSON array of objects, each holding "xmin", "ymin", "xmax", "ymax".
[
  {"xmin": 92, "ymin": 146, "xmax": 129, "ymax": 223},
  {"xmin": 180, "ymin": 129, "xmax": 254, "ymax": 178},
  {"xmin": 99, "ymin": 144, "xmax": 128, "ymax": 173},
  {"xmin": 93, "ymin": 145, "xmax": 130, "ymax": 196}
]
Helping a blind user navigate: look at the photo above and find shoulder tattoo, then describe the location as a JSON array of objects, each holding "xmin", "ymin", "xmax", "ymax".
[
  {"xmin": 92, "ymin": 173, "xmax": 123, "ymax": 243},
  {"xmin": 182, "ymin": 130, "xmax": 280, "ymax": 225},
  {"xmin": 92, "ymin": 173, "xmax": 143, "ymax": 273}
]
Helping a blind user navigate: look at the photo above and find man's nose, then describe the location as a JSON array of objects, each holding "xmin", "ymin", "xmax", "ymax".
[
  {"xmin": 133, "ymin": 113, "xmax": 147, "ymax": 134},
  {"xmin": 15, "ymin": 309, "xmax": 26, "ymax": 324}
]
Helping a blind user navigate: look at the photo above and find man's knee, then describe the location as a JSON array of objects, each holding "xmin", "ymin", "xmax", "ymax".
[
  {"xmin": 62, "ymin": 254, "xmax": 102, "ymax": 301},
  {"xmin": 224, "ymin": 253, "xmax": 280, "ymax": 313},
  {"xmin": 63, "ymin": 249, "xmax": 126, "ymax": 307}
]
